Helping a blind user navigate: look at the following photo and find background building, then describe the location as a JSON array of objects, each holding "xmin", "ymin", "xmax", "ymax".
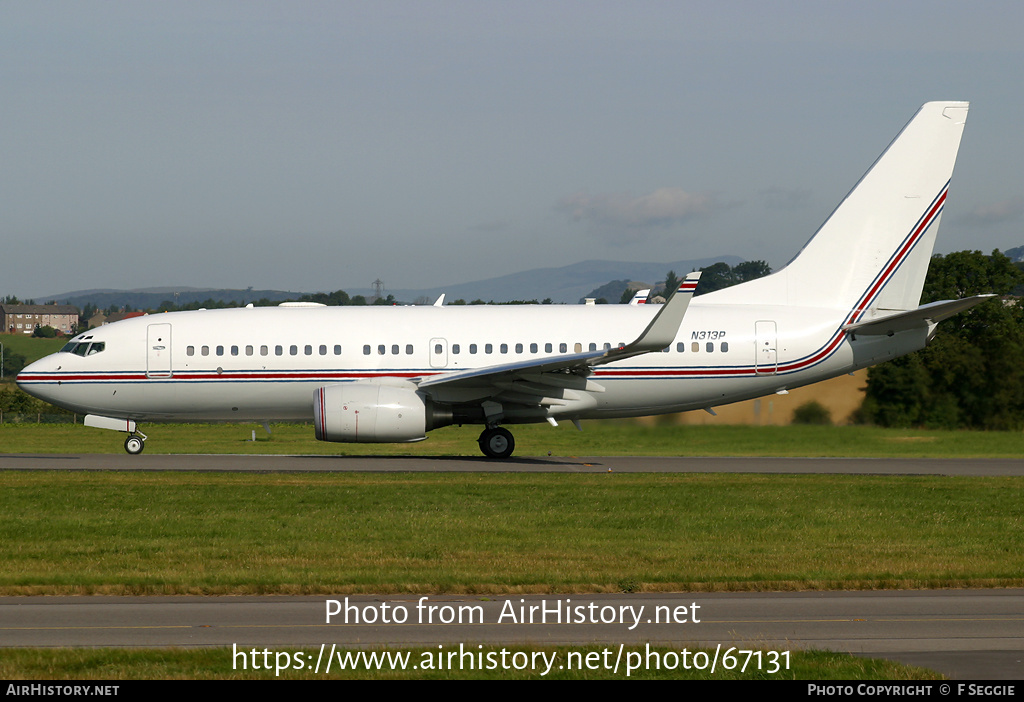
[{"xmin": 0, "ymin": 304, "xmax": 79, "ymax": 336}]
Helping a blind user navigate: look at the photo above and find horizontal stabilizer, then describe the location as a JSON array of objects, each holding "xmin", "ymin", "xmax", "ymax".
[{"xmin": 843, "ymin": 295, "xmax": 994, "ymax": 336}]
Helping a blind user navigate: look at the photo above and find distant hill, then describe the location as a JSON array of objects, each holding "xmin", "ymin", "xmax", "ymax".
[
  {"xmin": 46, "ymin": 288, "xmax": 302, "ymax": 311},
  {"xmin": 1005, "ymin": 245, "xmax": 1024, "ymax": 263},
  {"xmin": 344, "ymin": 257, "xmax": 743, "ymax": 304},
  {"xmin": 43, "ymin": 257, "xmax": 743, "ymax": 309}
]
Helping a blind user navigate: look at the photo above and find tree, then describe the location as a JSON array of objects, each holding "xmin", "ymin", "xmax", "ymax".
[
  {"xmin": 861, "ymin": 250, "xmax": 1024, "ymax": 429},
  {"xmin": 662, "ymin": 271, "xmax": 680, "ymax": 296},
  {"xmin": 733, "ymin": 260, "xmax": 772, "ymax": 283},
  {"xmin": 2, "ymin": 350, "xmax": 27, "ymax": 378},
  {"xmin": 695, "ymin": 262, "xmax": 733, "ymax": 294},
  {"xmin": 299, "ymin": 289, "xmax": 352, "ymax": 306}
]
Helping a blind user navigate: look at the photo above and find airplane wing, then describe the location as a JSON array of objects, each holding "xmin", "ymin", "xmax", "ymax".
[
  {"xmin": 415, "ymin": 272, "xmax": 701, "ymax": 398},
  {"xmin": 843, "ymin": 295, "xmax": 994, "ymax": 336}
]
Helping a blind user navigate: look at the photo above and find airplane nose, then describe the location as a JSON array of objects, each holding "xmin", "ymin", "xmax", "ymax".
[{"xmin": 15, "ymin": 357, "xmax": 57, "ymax": 403}]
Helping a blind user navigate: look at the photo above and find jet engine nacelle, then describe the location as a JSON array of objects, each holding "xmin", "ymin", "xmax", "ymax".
[{"xmin": 313, "ymin": 380, "xmax": 450, "ymax": 443}]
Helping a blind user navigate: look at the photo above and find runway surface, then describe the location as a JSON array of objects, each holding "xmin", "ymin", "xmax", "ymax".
[
  {"xmin": 2, "ymin": 452, "xmax": 1021, "ymax": 679},
  {"xmin": 2, "ymin": 453, "xmax": 1022, "ymax": 475},
  {"xmin": 2, "ymin": 591, "xmax": 1022, "ymax": 679}
]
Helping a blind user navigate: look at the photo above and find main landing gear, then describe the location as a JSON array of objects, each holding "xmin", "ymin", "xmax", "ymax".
[{"xmin": 478, "ymin": 427, "xmax": 515, "ymax": 459}]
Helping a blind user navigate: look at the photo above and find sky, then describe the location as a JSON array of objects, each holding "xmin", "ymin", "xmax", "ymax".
[{"xmin": 2, "ymin": 1, "xmax": 1023, "ymax": 299}]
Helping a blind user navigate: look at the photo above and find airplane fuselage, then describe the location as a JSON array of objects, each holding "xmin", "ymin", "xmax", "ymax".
[{"xmin": 15, "ymin": 301, "xmax": 924, "ymax": 424}]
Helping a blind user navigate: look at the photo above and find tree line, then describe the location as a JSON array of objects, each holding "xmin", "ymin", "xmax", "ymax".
[{"xmin": 860, "ymin": 250, "xmax": 1024, "ymax": 430}]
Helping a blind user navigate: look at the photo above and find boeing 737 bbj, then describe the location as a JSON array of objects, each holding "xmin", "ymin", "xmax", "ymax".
[{"xmin": 17, "ymin": 102, "xmax": 990, "ymax": 458}]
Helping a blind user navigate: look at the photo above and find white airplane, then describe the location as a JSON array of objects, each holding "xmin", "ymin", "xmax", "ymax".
[
  {"xmin": 18, "ymin": 101, "xmax": 990, "ymax": 458},
  {"xmin": 628, "ymin": 289, "xmax": 651, "ymax": 305}
]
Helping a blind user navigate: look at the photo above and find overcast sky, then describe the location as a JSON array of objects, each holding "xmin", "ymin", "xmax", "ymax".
[{"xmin": 2, "ymin": 1, "xmax": 1023, "ymax": 298}]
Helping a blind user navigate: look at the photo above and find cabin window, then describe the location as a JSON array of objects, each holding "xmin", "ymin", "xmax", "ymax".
[
  {"xmin": 545, "ymin": 343, "xmax": 552, "ymax": 353},
  {"xmin": 500, "ymin": 343, "xmax": 508, "ymax": 354},
  {"xmin": 245, "ymin": 345, "xmax": 254, "ymax": 356},
  {"xmin": 378, "ymin": 345, "xmax": 386, "ymax": 355},
  {"xmin": 559, "ymin": 343, "xmax": 567, "ymax": 353},
  {"xmin": 485, "ymin": 344, "xmax": 493, "ymax": 354},
  {"xmin": 363, "ymin": 345, "xmax": 370, "ymax": 355},
  {"xmin": 530, "ymin": 343, "xmax": 538, "ymax": 353},
  {"xmin": 469, "ymin": 344, "xmax": 477, "ymax": 354},
  {"xmin": 575, "ymin": 343, "xmax": 582, "ymax": 353},
  {"xmin": 391, "ymin": 344, "xmax": 399, "ymax": 355},
  {"xmin": 217, "ymin": 346, "xmax": 224, "ymax": 356},
  {"xmin": 290, "ymin": 345, "xmax": 298, "ymax": 356},
  {"xmin": 186, "ymin": 346, "xmax": 195, "ymax": 356},
  {"xmin": 452, "ymin": 344, "xmax": 460, "ymax": 354},
  {"xmin": 405, "ymin": 344, "xmax": 413, "ymax": 355},
  {"xmin": 706, "ymin": 342, "xmax": 714, "ymax": 353},
  {"xmin": 305, "ymin": 345, "xmax": 313, "ymax": 355},
  {"xmin": 721, "ymin": 342, "xmax": 729, "ymax": 352},
  {"xmin": 515, "ymin": 343, "xmax": 523, "ymax": 354},
  {"xmin": 589, "ymin": 343, "xmax": 597, "ymax": 351},
  {"xmin": 334, "ymin": 345, "xmax": 342, "ymax": 355},
  {"xmin": 604, "ymin": 343, "xmax": 612, "ymax": 351},
  {"xmin": 319, "ymin": 345, "xmax": 328, "ymax": 355},
  {"xmin": 276, "ymin": 345, "xmax": 283, "ymax": 356},
  {"xmin": 202, "ymin": 346, "xmax": 210, "ymax": 356},
  {"xmin": 434, "ymin": 343, "xmax": 443, "ymax": 355},
  {"xmin": 677, "ymin": 343, "xmax": 684, "ymax": 352},
  {"xmin": 692, "ymin": 342, "xmax": 699, "ymax": 352},
  {"xmin": 86, "ymin": 342, "xmax": 105, "ymax": 356},
  {"xmin": 231, "ymin": 346, "xmax": 239, "ymax": 356}
]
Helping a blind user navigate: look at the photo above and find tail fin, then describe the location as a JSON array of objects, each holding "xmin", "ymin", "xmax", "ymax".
[
  {"xmin": 628, "ymin": 289, "xmax": 651, "ymax": 305},
  {"xmin": 703, "ymin": 102, "xmax": 969, "ymax": 313}
]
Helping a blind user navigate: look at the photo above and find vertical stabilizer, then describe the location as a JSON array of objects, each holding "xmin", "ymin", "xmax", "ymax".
[{"xmin": 703, "ymin": 102, "xmax": 969, "ymax": 313}]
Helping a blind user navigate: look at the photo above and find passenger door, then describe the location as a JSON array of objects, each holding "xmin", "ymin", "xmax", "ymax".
[
  {"xmin": 147, "ymin": 323, "xmax": 172, "ymax": 378},
  {"xmin": 754, "ymin": 321, "xmax": 777, "ymax": 375}
]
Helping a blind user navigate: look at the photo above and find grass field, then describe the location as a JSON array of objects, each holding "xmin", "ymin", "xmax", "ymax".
[
  {"xmin": 3, "ymin": 420, "xmax": 1024, "ymax": 457},
  {"xmin": 2, "ymin": 420, "xmax": 1018, "ymax": 680},
  {"xmin": 0, "ymin": 334, "xmax": 66, "ymax": 366},
  {"xmin": 1, "ymin": 471, "xmax": 1021, "ymax": 595}
]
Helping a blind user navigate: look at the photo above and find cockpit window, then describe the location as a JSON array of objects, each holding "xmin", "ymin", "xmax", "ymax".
[{"xmin": 63, "ymin": 341, "xmax": 105, "ymax": 357}]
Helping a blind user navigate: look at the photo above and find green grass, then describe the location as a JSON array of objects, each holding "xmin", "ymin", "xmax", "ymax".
[
  {"xmin": 0, "ymin": 334, "xmax": 67, "ymax": 365},
  {"xmin": 0, "ymin": 646, "xmax": 941, "ymax": 680},
  {"xmin": 3, "ymin": 420, "xmax": 1024, "ymax": 456},
  {"xmin": 0, "ymin": 421, "xmax": 1013, "ymax": 680},
  {"xmin": 1, "ymin": 471, "xmax": 1021, "ymax": 595}
]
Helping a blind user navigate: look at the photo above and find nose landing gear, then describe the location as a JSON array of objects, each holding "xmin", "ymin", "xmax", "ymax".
[
  {"xmin": 123, "ymin": 433, "xmax": 145, "ymax": 456},
  {"xmin": 124, "ymin": 433, "xmax": 146, "ymax": 455}
]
